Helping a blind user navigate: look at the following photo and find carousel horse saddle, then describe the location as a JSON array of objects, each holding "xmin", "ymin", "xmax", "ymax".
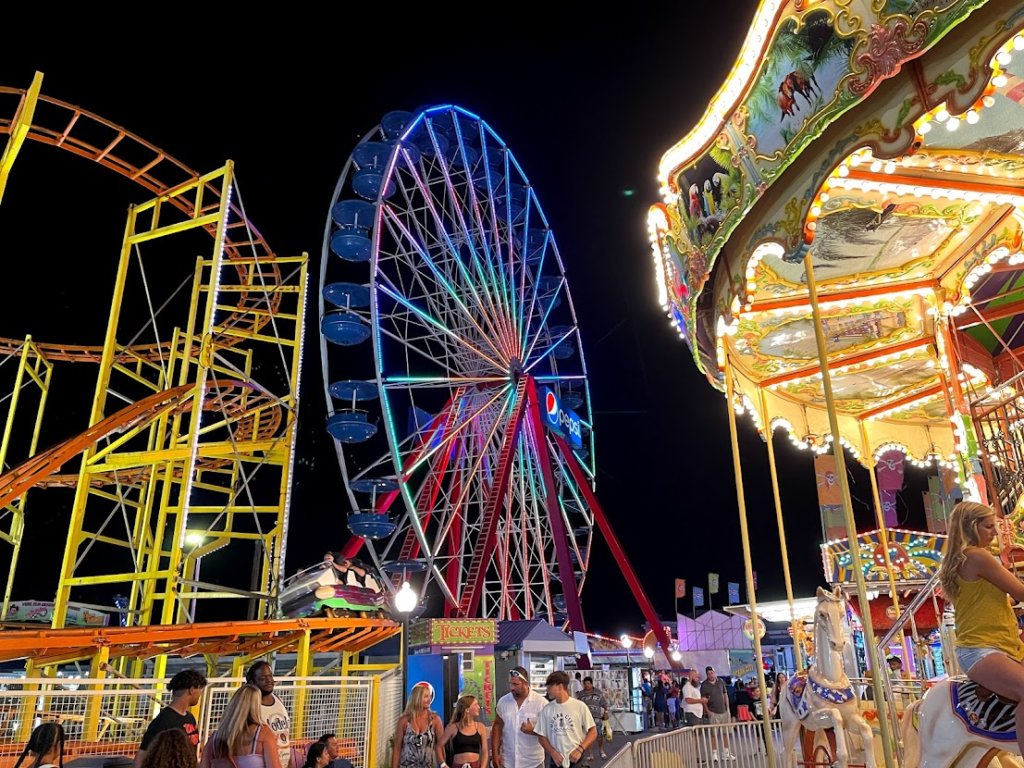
[{"xmin": 951, "ymin": 678, "xmax": 1017, "ymax": 741}]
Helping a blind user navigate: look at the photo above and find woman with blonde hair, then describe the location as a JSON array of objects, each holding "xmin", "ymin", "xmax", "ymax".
[
  {"xmin": 200, "ymin": 685, "xmax": 282, "ymax": 768},
  {"xmin": 936, "ymin": 501, "xmax": 1024, "ymax": 752},
  {"xmin": 392, "ymin": 683, "xmax": 445, "ymax": 768},
  {"xmin": 440, "ymin": 695, "xmax": 487, "ymax": 768}
]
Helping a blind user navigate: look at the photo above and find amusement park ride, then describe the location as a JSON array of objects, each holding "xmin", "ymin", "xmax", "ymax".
[
  {"xmin": 648, "ymin": 0, "xmax": 1024, "ymax": 766},
  {"xmin": 0, "ymin": 74, "xmax": 674, "ymax": 683}
]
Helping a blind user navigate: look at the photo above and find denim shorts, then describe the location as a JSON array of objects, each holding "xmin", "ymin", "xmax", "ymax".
[{"xmin": 955, "ymin": 645, "xmax": 1002, "ymax": 673}]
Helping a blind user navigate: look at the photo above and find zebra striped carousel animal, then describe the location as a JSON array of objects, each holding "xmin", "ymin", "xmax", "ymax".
[
  {"xmin": 780, "ymin": 587, "xmax": 877, "ymax": 768},
  {"xmin": 903, "ymin": 677, "xmax": 1021, "ymax": 767}
]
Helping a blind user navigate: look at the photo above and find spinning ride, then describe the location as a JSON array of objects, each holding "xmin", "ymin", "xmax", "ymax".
[{"xmin": 648, "ymin": 2, "xmax": 1024, "ymax": 766}]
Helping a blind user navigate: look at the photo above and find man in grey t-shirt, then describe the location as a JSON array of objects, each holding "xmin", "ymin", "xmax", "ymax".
[{"xmin": 700, "ymin": 667, "xmax": 733, "ymax": 760}]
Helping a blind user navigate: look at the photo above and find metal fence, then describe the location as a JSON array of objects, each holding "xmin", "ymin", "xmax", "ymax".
[
  {"xmin": 371, "ymin": 670, "xmax": 402, "ymax": 768},
  {"xmin": 0, "ymin": 675, "xmax": 382, "ymax": 768},
  {"xmin": 201, "ymin": 678, "xmax": 374, "ymax": 768},
  {"xmin": 629, "ymin": 720, "xmax": 789, "ymax": 768}
]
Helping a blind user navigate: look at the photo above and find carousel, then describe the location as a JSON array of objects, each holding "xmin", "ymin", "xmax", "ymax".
[{"xmin": 649, "ymin": 1, "xmax": 1024, "ymax": 767}]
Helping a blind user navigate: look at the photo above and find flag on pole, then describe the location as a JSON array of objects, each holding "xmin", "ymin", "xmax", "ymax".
[
  {"xmin": 675, "ymin": 578, "xmax": 686, "ymax": 598},
  {"xmin": 709, "ymin": 573, "xmax": 719, "ymax": 594},
  {"xmin": 727, "ymin": 582, "xmax": 740, "ymax": 604},
  {"xmin": 693, "ymin": 587, "xmax": 705, "ymax": 607}
]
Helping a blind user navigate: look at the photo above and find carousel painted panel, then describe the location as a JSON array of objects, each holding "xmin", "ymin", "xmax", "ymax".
[
  {"xmin": 729, "ymin": 296, "xmax": 927, "ymax": 378},
  {"xmin": 821, "ymin": 528, "xmax": 947, "ymax": 584}
]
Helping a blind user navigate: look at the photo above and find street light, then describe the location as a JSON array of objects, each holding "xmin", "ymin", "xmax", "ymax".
[
  {"xmin": 395, "ymin": 581, "xmax": 417, "ymax": 613},
  {"xmin": 394, "ymin": 580, "xmax": 417, "ymax": 704},
  {"xmin": 643, "ymin": 646, "xmax": 654, "ymax": 659},
  {"xmin": 620, "ymin": 634, "xmax": 633, "ymax": 649}
]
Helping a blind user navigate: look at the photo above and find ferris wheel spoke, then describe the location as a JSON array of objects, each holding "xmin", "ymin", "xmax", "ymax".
[
  {"xmin": 402, "ymin": 384, "xmax": 512, "ymax": 477},
  {"xmin": 517, "ymin": 228, "xmax": 550, "ymax": 355},
  {"xmin": 382, "ymin": 375, "xmax": 506, "ymax": 389},
  {"xmin": 429, "ymin": 117, "xmax": 517, "ymax": 356},
  {"xmin": 396, "ymin": 146, "xmax": 516, "ymax": 360},
  {"xmin": 379, "ymin": 203, "xmax": 510, "ymax": 364},
  {"xmin": 524, "ymin": 323, "xmax": 576, "ymax": 374},
  {"xmin": 456, "ymin": 120, "xmax": 519, "ymax": 355},
  {"xmin": 377, "ymin": 282, "xmax": 507, "ymax": 372}
]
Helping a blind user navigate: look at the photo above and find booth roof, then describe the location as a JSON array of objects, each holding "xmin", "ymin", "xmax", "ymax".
[{"xmin": 497, "ymin": 620, "xmax": 577, "ymax": 653}]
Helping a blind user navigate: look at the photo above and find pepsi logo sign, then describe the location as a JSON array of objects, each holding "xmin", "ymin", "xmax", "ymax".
[{"xmin": 542, "ymin": 387, "xmax": 583, "ymax": 450}]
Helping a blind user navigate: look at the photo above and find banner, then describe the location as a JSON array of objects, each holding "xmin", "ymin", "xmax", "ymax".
[
  {"xmin": 727, "ymin": 582, "xmax": 740, "ymax": 604},
  {"xmin": 709, "ymin": 573, "xmax": 719, "ymax": 594},
  {"xmin": 675, "ymin": 578, "xmax": 686, "ymax": 599},
  {"xmin": 693, "ymin": 586, "xmax": 705, "ymax": 607},
  {"xmin": 815, "ymin": 454, "xmax": 842, "ymax": 506},
  {"xmin": 875, "ymin": 449, "xmax": 905, "ymax": 491},
  {"xmin": 881, "ymin": 490, "xmax": 899, "ymax": 527}
]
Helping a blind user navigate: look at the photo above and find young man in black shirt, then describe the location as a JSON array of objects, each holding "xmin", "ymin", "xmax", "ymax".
[{"xmin": 133, "ymin": 669, "xmax": 207, "ymax": 767}]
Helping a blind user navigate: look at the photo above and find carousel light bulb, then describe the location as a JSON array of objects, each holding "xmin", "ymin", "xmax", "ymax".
[
  {"xmin": 848, "ymin": 154, "xmax": 861, "ymax": 167},
  {"xmin": 946, "ymin": 117, "xmax": 960, "ymax": 131},
  {"xmin": 996, "ymin": 51, "xmax": 1012, "ymax": 66},
  {"xmin": 983, "ymin": 95, "xmax": 996, "ymax": 108},
  {"xmin": 918, "ymin": 121, "xmax": 932, "ymax": 135},
  {"xmin": 884, "ymin": 161, "xmax": 896, "ymax": 174},
  {"xmin": 935, "ymin": 108, "xmax": 950, "ymax": 122},
  {"xmin": 993, "ymin": 74, "xmax": 1008, "ymax": 88},
  {"xmin": 1015, "ymin": 35, "xmax": 1024, "ymax": 51},
  {"xmin": 837, "ymin": 165, "xmax": 849, "ymax": 177},
  {"xmin": 966, "ymin": 110, "xmax": 980, "ymax": 125},
  {"xmin": 870, "ymin": 160, "xmax": 883, "ymax": 173}
]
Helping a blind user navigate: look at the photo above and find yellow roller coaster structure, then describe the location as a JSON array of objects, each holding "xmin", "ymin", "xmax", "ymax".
[{"xmin": 0, "ymin": 74, "xmax": 309, "ymax": 667}]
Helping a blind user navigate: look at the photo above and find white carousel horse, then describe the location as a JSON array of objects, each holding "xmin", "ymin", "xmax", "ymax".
[
  {"xmin": 902, "ymin": 676, "xmax": 1022, "ymax": 768},
  {"xmin": 780, "ymin": 586, "xmax": 877, "ymax": 768}
]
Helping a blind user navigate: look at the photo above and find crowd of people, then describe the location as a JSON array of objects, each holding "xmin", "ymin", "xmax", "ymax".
[{"xmin": 17, "ymin": 500, "xmax": 1024, "ymax": 768}]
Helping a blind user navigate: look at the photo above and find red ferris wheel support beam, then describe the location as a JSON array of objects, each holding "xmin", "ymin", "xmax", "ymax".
[
  {"xmin": 526, "ymin": 377, "xmax": 586, "ymax": 632},
  {"xmin": 456, "ymin": 378, "xmax": 531, "ymax": 618},
  {"xmin": 551, "ymin": 432, "xmax": 680, "ymax": 669}
]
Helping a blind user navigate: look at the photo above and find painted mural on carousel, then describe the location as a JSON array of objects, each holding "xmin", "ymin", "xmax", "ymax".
[{"xmin": 651, "ymin": 0, "xmax": 993, "ymax": 374}]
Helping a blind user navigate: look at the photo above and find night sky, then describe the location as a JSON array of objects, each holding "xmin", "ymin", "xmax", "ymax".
[{"xmin": 0, "ymin": 14, "xmax": 932, "ymax": 636}]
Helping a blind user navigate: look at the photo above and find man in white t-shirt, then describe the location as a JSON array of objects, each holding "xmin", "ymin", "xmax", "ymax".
[
  {"xmin": 531, "ymin": 671, "xmax": 596, "ymax": 768},
  {"xmin": 492, "ymin": 666, "xmax": 548, "ymax": 768},
  {"xmin": 569, "ymin": 672, "xmax": 583, "ymax": 697},
  {"xmin": 248, "ymin": 661, "xmax": 291, "ymax": 768},
  {"xmin": 681, "ymin": 669, "xmax": 706, "ymax": 727}
]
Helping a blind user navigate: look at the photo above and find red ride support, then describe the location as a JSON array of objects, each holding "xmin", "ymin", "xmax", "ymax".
[
  {"xmin": 551, "ymin": 432, "xmax": 681, "ymax": 669},
  {"xmin": 525, "ymin": 377, "xmax": 586, "ymax": 632}
]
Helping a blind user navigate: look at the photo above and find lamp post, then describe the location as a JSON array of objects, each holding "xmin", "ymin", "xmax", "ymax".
[
  {"xmin": 394, "ymin": 580, "xmax": 417, "ymax": 704},
  {"xmin": 621, "ymin": 634, "xmax": 635, "ymax": 718}
]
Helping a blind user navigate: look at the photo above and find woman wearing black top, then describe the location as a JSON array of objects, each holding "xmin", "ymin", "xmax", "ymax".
[{"xmin": 440, "ymin": 695, "xmax": 487, "ymax": 768}]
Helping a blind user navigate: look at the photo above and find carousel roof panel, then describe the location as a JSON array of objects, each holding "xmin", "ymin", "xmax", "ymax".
[{"xmin": 648, "ymin": 1, "xmax": 1024, "ymax": 466}]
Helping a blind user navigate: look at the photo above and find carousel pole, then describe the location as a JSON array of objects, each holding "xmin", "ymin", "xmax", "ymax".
[
  {"xmin": 759, "ymin": 385, "xmax": 804, "ymax": 669},
  {"xmin": 859, "ymin": 421, "xmax": 903, "ymax": 621},
  {"xmin": 724, "ymin": 357, "xmax": 776, "ymax": 768},
  {"xmin": 805, "ymin": 253, "xmax": 897, "ymax": 768}
]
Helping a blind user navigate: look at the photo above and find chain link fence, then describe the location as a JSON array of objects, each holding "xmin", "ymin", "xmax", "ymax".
[{"xmin": 0, "ymin": 675, "xmax": 384, "ymax": 768}]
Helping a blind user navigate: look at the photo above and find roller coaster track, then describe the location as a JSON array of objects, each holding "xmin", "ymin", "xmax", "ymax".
[
  {"xmin": 0, "ymin": 378, "xmax": 284, "ymax": 508},
  {"xmin": 0, "ymin": 85, "xmax": 284, "ymax": 363}
]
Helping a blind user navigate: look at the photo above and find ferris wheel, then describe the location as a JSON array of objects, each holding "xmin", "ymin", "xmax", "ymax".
[{"xmin": 319, "ymin": 105, "xmax": 596, "ymax": 625}]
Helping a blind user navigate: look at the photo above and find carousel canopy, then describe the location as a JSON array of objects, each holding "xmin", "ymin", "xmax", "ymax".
[{"xmin": 650, "ymin": 0, "xmax": 1024, "ymax": 469}]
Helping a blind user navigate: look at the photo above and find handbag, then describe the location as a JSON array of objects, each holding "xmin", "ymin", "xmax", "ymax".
[{"xmin": 601, "ymin": 719, "xmax": 613, "ymax": 743}]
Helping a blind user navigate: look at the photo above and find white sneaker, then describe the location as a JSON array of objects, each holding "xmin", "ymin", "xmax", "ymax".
[
  {"xmin": 723, "ymin": 751, "xmax": 735, "ymax": 761},
  {"xmin": 600, "ymin": 753, "xmax": 608, "ymax": 759},
  {"xmin": 711, "ymin": 751, "xmax": 720, "ymax": 762}
]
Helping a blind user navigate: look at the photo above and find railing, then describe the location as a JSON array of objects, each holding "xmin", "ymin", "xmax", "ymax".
[
  {"xmin": 628, "ymin": 720, "xmax": 788, "ymax": 768},
  {"xmin": 0, "ymin": 674, "xmax": 383, "ymax": 768}
]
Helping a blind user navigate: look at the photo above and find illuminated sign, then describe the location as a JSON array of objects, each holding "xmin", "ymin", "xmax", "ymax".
[
  {"xmin": 429, "ymin": 619, "xmax": 498, "ymax": 646},
  {"xmin": 543, "ymin": 388, "xmax": 583, "ymax": 450}
]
